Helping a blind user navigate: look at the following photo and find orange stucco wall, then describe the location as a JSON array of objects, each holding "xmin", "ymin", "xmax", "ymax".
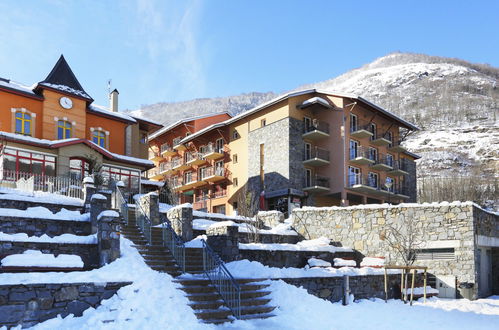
[
  {"xmin": 0, "ymin": 89, "xmax": 43, "ymax": 138},
  {"xmin": 86, "ymin": 113, "xmax": 127, "ymax": 154}
]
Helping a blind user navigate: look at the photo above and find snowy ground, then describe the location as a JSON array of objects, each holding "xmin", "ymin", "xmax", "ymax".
[{"xmin": 1, "ymin": 237, "xmax": 495, "ymax": 329}]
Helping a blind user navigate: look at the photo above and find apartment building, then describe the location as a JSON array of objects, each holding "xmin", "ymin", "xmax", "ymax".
[
  {"xmin": 0, "ymin": 55, "xmax": 161, "ymax": 194},
  {"xmin": 148, "ymin": 89, "xmax": 419, "ymax": 215}
]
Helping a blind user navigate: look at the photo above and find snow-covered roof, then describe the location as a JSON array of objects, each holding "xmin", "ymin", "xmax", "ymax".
[
  {"xmin": 148, "ymin": 112, "xmax": 231, "ymax": 140},
  {"xmin": 38, "ymin": 82, "xmax": 91, "ymax": 100},
  {"xmin": 87, "ymin": 104, "xmax": 136, "ymax": 123},
  {"xmin": 141, "ymin": 179, "xmax": 165, "ymax": 187},
  {"xmin": 299, "ymin": 96, "xmax": 333, "ymax": 109},
  {"xmin": 0, "ymin": 78, "xmax": 38, "ymax": 97}
]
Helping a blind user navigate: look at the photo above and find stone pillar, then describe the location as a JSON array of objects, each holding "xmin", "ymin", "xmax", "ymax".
[
  {"xmin": 206, "ymin": 224, "xmax": 239, "ymax": 262},
  {"xmin": 90, "ymin": 194, "xmax": 107, "ymax": 234},
  {"xmin": 98, "ymin": 190, "xmax": 112, "ymax": 210},
  {"xmin": 256, "ymin": 210, "xmax": 284, "ymax": 228},
  {"xmin": 138, "ymin": 192, "xmax": 160, "ymax": 225},
  {"xmin": 97, "ymin": 210, "xmax": 121, "ymax": 266},
  {"xmin": 166, "ymin": 204, "xmax": 193, "ymax": 241},
  {"xmin": 82, "ymin": 177, "xmax": 96, "ymax": 213}
]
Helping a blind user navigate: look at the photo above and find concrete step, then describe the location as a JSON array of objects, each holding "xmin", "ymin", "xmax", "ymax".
[
  {"xmin": 238, "ymin": 312, "xmax": 276, "ymax": 320},
  {"xmin": 194, "ymin": 308, "xmax": 231, "ymax": 321},
  {"xmin": 175, "ymin": 278, "xmax": 269, "ymax": 286},
  {"xmin": 240, "ymin": 305, "xmax": 276, "ymax": 316},
  {"xmin": 185, "ymin": 290, "xmax": 271, "ymax": 302}
]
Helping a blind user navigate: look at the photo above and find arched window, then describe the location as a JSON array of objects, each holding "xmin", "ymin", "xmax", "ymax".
[
  {"xmin": 57, "ymin": 120, "xmax": 72, "ymax": 139},
  {"xmin": 15, "ymin": 112, "xmax": 31, "ymax": 135},
  {"xmin": 92, "ymin": 130, "xmax": 106, "ymax": 148}
]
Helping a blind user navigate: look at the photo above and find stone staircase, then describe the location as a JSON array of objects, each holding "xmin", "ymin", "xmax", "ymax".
[{"xmin": 121, "ymin": 208, "xmax": 276, "ymax": 324}]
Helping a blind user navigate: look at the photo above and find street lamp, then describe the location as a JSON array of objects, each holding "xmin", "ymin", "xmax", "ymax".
[{"xmin": 385, "ymin": 179, "xmax": 393, "ymax": 205}]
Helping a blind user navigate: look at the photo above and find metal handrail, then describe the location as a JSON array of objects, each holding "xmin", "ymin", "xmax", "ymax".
[
  {"xmin": 161, "ymin": 217, "xmax": 186, "ymax": 273},
  {"xmin": 201, "ymin": 239, "xmax": 241, "ymax": 319},
  {"xmin": 135, "ymin": 198, "xmax": 152, "ymax": 244},
  {"xmin": 116, "ymin": 186, "xmax": 129, "ymax": 225}
]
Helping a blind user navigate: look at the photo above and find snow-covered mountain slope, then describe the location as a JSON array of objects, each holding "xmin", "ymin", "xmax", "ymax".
[{"xmin": 128, "ymin": 52, "xmax": 499, "ymax": 204}]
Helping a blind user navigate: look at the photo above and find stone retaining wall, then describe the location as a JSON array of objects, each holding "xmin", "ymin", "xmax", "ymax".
[
  {"xmin": 0, "ymin": 217, "xmax": 91, "ymax": 237},
  {"xmin": 0, "ymin": 281, "xmax": 131, "ymax": 328},
  {"xmin": 0, "ymin": 198, "xmax": 82, "ymax": 213},
  {"xmin": 0, "ymin": 241, "xmax": 98, "ymax": 269},
  {"xmin": 239, "ymin": 249, "xmax": 356, "ymax": 268},
  {"xmin": 193, "ymin": 229, "xmax": 299, "ymax": 244},
  {"xmin": 281, "ymin": 273, "xmax": 424, "ymax": 303}
]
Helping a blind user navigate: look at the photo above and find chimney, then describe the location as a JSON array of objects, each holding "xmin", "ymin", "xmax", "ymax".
[{"xmin": 110, "ymin": 89, "xmax": 119, "ymax": 112}]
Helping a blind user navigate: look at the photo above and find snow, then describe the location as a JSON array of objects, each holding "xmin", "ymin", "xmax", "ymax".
[
  {"xmin": 159, "ymin": 202, "xmax": 173, "ymax": 213},
  {"xmin": 405, "ymin": 286, "xmax": 439, "ymax": 295},
  {"xmin": 1, "ymin": 250, "xmax": 83, "ymax": 268},
  {"xmin": 97, "ymin": 210, "xmax": 120, "ymax": 220},
  {"xmin": 185, "ymin": 235, "xmax": 207, "ymax": 248},
  {"xmin": 140, "ymin": 179, "xmax": 164, "ymax": 187},
  {"xmin": 300, "ymin": 96, "xmax": 332, "ymax": 108},
  {"xmin": 334, "ymin": 258, "xmax": 357, "ymax": 267},
  {"xmin": 88, "ymin": 104, "xmax": 136, "ymax": 123},
  {"xmin": 239, "ymin": 237, "xmax": 352, "ymax": 253},
  {"xmin": 6, "ymin": 238, "xmax": 206, "ymax": 330},
  {"xmin": 360, "ymin": 257, "xmax": 385, "ymax": 267},
  {"xmin": 0, "ymin": 206, "xmax": 89, "ymax": 222},
  {"xmin": 91, "ymin": 194, "xmax": 107, "ymax": 200},
  {"xmin": 208, "ymin": 220, "xmax": 236, "ymax": 229},
  {"xmin": 192, "ymin": 218, "xmax": 297, "ymax": 236},
  {"xmin": 109, "ymin": 151, "xmax": 153, "ymax": 167},
  {"xmin": 0, "ymin": 232, "xmax": 97, "ymax": 244},
  {"xmin": 0, "ymin": 188, "xmax": 84, "ymax": 206},
  {"xmin": 0, "ymin": 78, "xmax": 37, "ymax": 95},
  {"xmin": 307, "ymin": 258, "xmax": 331, "ymax": 268},
  {"xmin": 192, "ymin": 209, "xmax": 253, "ymax": 221},
  {"xmin": 39, "ymin": 82, "xmax": 91, "ymax": 99},
  {"xmin": 224, "ymin": 259, "xmax": 398, "ymax": 279},
  {"xmin": 83, "ymin": 177, "xmax": 94, "ymax": 184}
]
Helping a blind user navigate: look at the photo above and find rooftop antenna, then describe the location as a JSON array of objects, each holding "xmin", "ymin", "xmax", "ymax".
[{"xmin": 107, "ymin": 79, "xmax": 112, "ymax": 99}]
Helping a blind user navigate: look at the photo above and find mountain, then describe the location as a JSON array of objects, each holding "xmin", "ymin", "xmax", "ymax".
[{"xmin": 128, "ymin": 52, "xmax": 499, "ymax": 208}]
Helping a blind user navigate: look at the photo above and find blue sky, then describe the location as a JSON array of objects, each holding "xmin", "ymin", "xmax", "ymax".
[{"xmin": 1, "ymin": 0, "xmax": 498, "ymax": 110}]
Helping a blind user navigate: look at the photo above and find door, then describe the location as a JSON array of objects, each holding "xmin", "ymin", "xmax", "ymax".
[
  {"xmin": 436, "ymin": 275, "xmax": 456, "ymax": 298},
  {"xmin": 479, "ymin": 247, "xmax": 492, "ymax": 297},
  {"xmin": 304, "ymin": 143, "xmax": 311, "ymax": 160}
]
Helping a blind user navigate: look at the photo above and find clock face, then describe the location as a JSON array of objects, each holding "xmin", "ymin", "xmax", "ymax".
[{"xmin": 60, "ymin": 97, "xmax": 73, "ymax": 109}]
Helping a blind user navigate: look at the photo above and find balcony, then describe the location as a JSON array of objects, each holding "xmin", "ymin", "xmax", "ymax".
[
  {"xmin": 349, "ymin": 146, "xmax": 375, "ymax": 165},
  {"xmin": 370, "ymin": 132, "xmax": 392, "ymax": 147},
  {"xmin": 160, "ymin": 143, "xmax": 177, "ymax": 157},
  {"xmin": 370, "ymin": 155, "xmax": 394, "ymax": 171},
  {"xmin": 185, "ymin": 151, "xmax": 207, "ymax": 167},
  {"xmin": 303, "ymin": 147, "xmax": 330, "ymax": 167},
  {"xmin": 350, "ymin": 122, "xmax": 374, "ymax": 139},
  {"xmin": 303, "ymin": 175, "xmax": 330, "ymax": 194},
  {"xmin": 173, "ymin": 137, "xmax": 187, "ymax": 151},
  {"xmin": 347, "ymin": 175, "xmax": 409, "ymax": 199},
  {"xmin": 387, "ymin": 159, "xmax": 410, "ymax": 176},
  {"xmin": 147, "ymin": 168, "xmax": 163, "ymax": 181},
  {"xmin": 178, "ymin": 172, "xmax": 205, "ymax": 191},
  {"xmin": 203, "ymin": 144, "xmax": 224, "ymax": 160},
  {"xmin": 388, "ymin": 140, "xmax": 406, "ymax": 153},
  {"xmin": 200, "ymin": 166, "xmax": 227, "ymax": 183},
  {"xmin": 148, "ymin": 150, "xmax": 163, "ymax": 162},
  {"xmin": 302, "ymin": 121, "xmax": 330, "ymax": 141},
  {"xmin": 171, "ymin": 157, "xmax": 190, "ymax": 172}
]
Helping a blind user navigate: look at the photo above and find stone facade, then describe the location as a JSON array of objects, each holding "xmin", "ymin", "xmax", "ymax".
[
  {"xmin": 0, "ymin": 241, "xmax": 98, "ymax": 269},
  {"xmin": 138, "ymin": 193, "xmax": 160, "ymax": 226},
  {"xmin": 292, "ymin": 202, "xmax": 499, "ymax": 299},
  {"xmin": 239, "ymin": 249, "xmax": 355, "ymax": 268},
  {"xmin": 167, "ymin": 205, "xmax": 193, "ymax": 241},
  {"xmin": 0, "ymin": 282, "xmax": 131, "ymax": 328},
  {"xmin": 256, "ymin": 210, "xmax": 285, "ymax": 228},
  {"xmin": 206, "ymin": 224, "xmax": 239, "ymax": 262},
  {"xmin": 97, "ymin": 211, "xmax": 121, "ymax": 266},
  {"xmin": 0, "ymin": 197, "xmax": 82, "ymax": 213},
  {"xmin": 0, "ymin": 216, "xmax": 91, "ymax": 237}
]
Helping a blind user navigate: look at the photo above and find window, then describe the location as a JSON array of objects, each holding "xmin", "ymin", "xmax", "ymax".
[
  {"xmin": 184, "ymin": 171, "xmax": 193, "ymax": 183},
  {"xmin": 368, "ymin": 147, "xmax": 378, "ymax": 162},
  {"xmin": 304, "ymin": 143, "xmax": 311, "ymax": 160},
  {"xmin": 2, "ymin": 148, "xmax": 56, "ymax": 177},
  {"xmin": 69, "ymin": 158, "xmax": 90, "ymax": 180},
  {"xmin": 348, "ymin": 166, "xmax": 360, "ymax": 186},
  {"xmin": 57, "ymin": 120, "xmax": 72, "ymax": 139},
  {"xmin": 370, "ymin": 123, "xmax": 377, "ymax": 140},
  {"xmin": 140, "ymin": 133, "xmax": 147, "ymax": 144},
  {"xmin": 15, "ymin": 112, "xmax": 31, "ymax": 135},
  {"xmin": 233, "ymin": 154, "xmax": 238, "ymax": 164},
  {"xmin": 305, "ymin": 169, "xmax": 312, "ymax": 187},
  {"xmin": 368, "ymin": 172, "xmax": 378, "ymax": 188},
  {"xmin": 232, "ymin": 130, "xmax": 240, "ymax": 140},
  {"xmin": 386, "ymin": 154, "xmax": 394, "ymax": 167},
  {"xmin": 199, "ymin": 166, "xmax": 209, "ymax": 180},
  {"xmin": 415, "ymin": 248, "xmax": 455, "ymax": 261},
  {"xmin": 215, "ymin": 138, "xmax": 224, "ymax": 153},
  {"xmin": 349, "ymin": 140, "xmax": 359, "ymax": 159},
  {"xmin": 350, "ymin": 114, "xmax": 358, "ymax": 132},
  {"xmin": 261, "ymin": 119, "xmax": 266, "ymax": 127},
  {"xmin": 233, "ymin": 177, "xmax": 238, "ymax": 187},
  {"xmin": 92, "ymin": 130, "xmax": 106, "ymax": 148},
  {"xmin": 101, "ymin": 165, "xmax": 141, "ymax": 192},
  {"xmin": 385, "ymin": 177, "xmax": 395, "ymax": 192},
  {"xmin": 213, "ymin": 204, "xmax": 226, "ymax": 215},
  {"xmin": 215, "ymin": 160, "xmax": 224, "ymax": 176},
  {"xmin": 303, "ymin": 116, "xmax": 311, "ymax": 131},
  {"xmin": 199, "ymin": 145, "xmax": 207, "ymax": 155},
  {"xmin": 386, "ymin": 131, "xmax": 393, "ymax": 147}
]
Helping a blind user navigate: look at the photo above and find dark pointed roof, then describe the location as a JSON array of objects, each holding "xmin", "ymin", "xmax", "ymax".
[{"xmin": 36, "ymin": 55, "xmax": 93, "ymax": 101}]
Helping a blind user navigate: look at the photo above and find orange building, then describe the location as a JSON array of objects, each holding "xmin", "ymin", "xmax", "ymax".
[
  {"xmin": 147, "ymin": 90, "xmax": 420, "ymax": 216},
  {"xmin": 0, "ymin": 55, "xmax": 161, "ymax": 195}
]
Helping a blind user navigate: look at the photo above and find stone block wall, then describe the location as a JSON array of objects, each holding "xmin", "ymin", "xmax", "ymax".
[
  {"xmin": 0, "ymin": 217, "xmax": 91, "ymax": 237},
  {"xmin": 0, "ymin": 198, "xmax": 82, "ymax": 213},
  {"xmin": 256, "ymin": 210, "xmax": 284, "ymax": 228},
  {"xmin": 206, "ymin": 225, "xmax": 239, "ymax": 262},
  {"xmin": 281, "ymin": 273, "xmax": 424, "ymax": 303},
  {"xmin": 167, "ymin": 205, "xmax": 193, "ymax": 241},
  {"xmin": 0, "ymin": 241, "xmax": 98, "ymax": 269},
  {"xmin": 239, "ymin": 249, "xmax": 356, "ymax": 268},
  {"xmin": 0, "ymin": 282, "xmax": 131, "ymax": 328},
  {"xmin": 292, "ymin": 202, "xmax": 499, "ymax": 299}
]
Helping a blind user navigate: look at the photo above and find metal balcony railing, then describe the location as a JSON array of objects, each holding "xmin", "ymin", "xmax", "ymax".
[
  {"xmin": 183, "ymin": 171, "xmax": 198, "ymax": 184},
  {"xmin": 349, "ymin": 146, "xmax": 371, "ymax": 160},
  {"xmin": 304, "ymin": 175, "xmax": 330, "ymax": 188},
  {"xmin": 160, "ymin": 143, "xmax": 172, "ymax": 154},
  {"xmin": 350, "ymin": 119, "xmax": 374, "ymax": 134},
  {"xmin": 304, "ymin": 121, "xmax": 330, "ymax": 134},
  {"xmin": 200, "ymin": 166, "xmax": 225, "ymax": 180},
  {"xmin": 0, "ymin": 169, "xmax": 84, "ymax": 199},
  {"xmin": 202, "ymin": 239, "xmax": 241, "ymax": 319},
  {"xmin": 185, "ymin": 152, "xmax": 205, "ymax": 163},
  {"xmin": 304, "ymin": 147, "xmax": 330, "ymax": 161},
  {"xmin": 171, "ymin": 157, "xmax": 183, "ymax": 168},
  {"xmin": 371, "ymin": 154, "xmax": 394, "ymax": 168},
  {"xmin": 204, "ymin": 143, "xmax": 224, "ymax": 155}
]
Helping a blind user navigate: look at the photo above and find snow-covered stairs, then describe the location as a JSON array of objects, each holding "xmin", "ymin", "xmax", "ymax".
[{"xmin": 177, "ymin": 278, "xmax": 276, "ymax": 323}]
